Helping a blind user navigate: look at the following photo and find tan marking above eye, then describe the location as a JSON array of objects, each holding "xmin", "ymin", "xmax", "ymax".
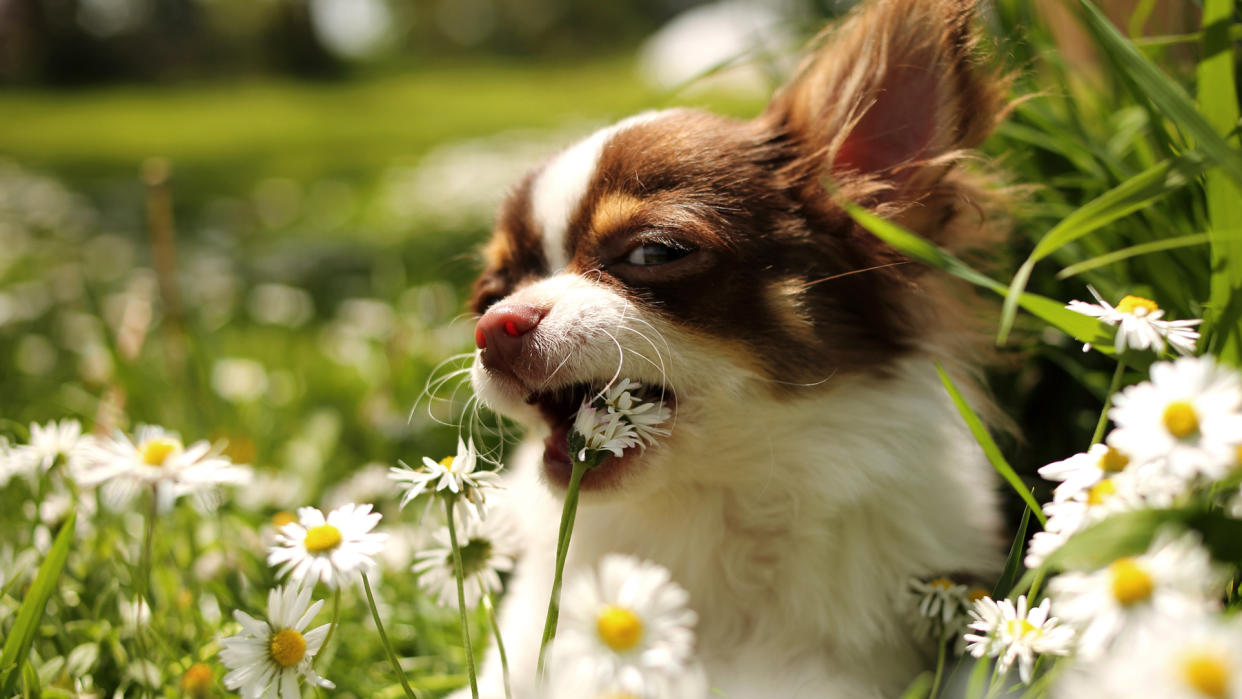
[
  {"xmin": 481, "ymin": 232, "xmax": 515, "ymax": 269},
  {"xmin": 590, "ymin": 192, "xmax": 647, "ymax": 236}
]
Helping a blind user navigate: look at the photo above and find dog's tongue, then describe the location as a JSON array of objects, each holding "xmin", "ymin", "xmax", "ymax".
[{"xmin": 543, "ymin": 423, "xmax": 571, "ymax": 468}]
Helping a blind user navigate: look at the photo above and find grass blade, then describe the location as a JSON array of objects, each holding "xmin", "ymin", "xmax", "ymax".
[
  {"xmin": 935, "ymin": 363, "xmax": 1046, "ymax": 526},
  {"xmin": 0, "ymin": 511, "xmax": 76, "ymax": 695},
  {"xmin": 1076, "ymin": 0, "xmax": 1242, "ymax": 188},
  {"xmin": 992, "ymin": 506, "xmax": 1032, "ymax": 599},
  {"xmin": 1198, "ymin": 0, "xmax": 1242, "ymax": 366},
  {"xmin": 997, "ymin": 155, "xmax": 1203, "ymax": 342},
  {"xmin": 839, "ymin": 199, "xmax": 1115, "ymax": 352},
  {"xmin": 1057, "ymin": 232, "xmax": 1214, "ymax": 278}
]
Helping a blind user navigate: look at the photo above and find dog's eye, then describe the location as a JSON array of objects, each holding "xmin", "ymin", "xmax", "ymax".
[{"xmin": 624, "ymin": 241, "xmax": 693, "ymax": 266}]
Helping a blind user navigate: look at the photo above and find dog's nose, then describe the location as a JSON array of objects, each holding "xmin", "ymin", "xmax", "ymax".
[{"xmin": 475, "ymin": 303, "xmax": 546, "ymax": 374}]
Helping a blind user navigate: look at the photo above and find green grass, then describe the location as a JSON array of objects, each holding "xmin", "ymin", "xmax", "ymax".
[{"xmin": 0, "ymin": 57, "xmax": 762, "ymax": 199}]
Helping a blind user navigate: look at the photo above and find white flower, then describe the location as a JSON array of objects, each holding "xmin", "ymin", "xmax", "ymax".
[
  {"xmin": 118, "ymin": 596, "xmax": 151, "ymax": 631},
  {"xmin": 219, "ymin": 584, "xmax": 334, "ymax": 699},
  {"xmin": 389, "ymin": 437, "xmax": 501, "ymax": 520},
  {"xmin": 10, "ymin": 419, "xmax": 93, "ymax": 478},
  {"xmin": 548, "ymin": 660, "xmax": 709, "ymax": 699},
  {"xmin": 1055, "ymin": 614, "xmax": 1242, "ymax": 699},
  {"xmin": 963, "ymin": 595, "xmax": 1074, "ymax": 684},
  {"xmin": 1039, "ymin": 443, "xmax": 1133, "ymax": 503},
  {"xmin": 1067, "ymin": 287, "xmax": 1200, "ymax": 355},
  {"xmin": 1025, "ymin": 473, "xmax": 1147, "ymax": 569},
  {"xmin": 551, "ymin": 554, "xmax": 697, "ymax": 697},
  {"xmin": 598, "ymin": 379, "xmax": 672, "ymax": 445},
  {"xmin": 908, "ymin": 576, "xmax": 983, "ymax": 642},
  {"xmin": 572, "ymin": 404, "xmax": 642, "ymax": 460},
  {"xmin": 75, "ymin": 425, "xmax": 251, "ymax": 511},
  {"xmin": 267, "ymin": 503, "xmax": 388, "ymax": 588},
  {"xmin": 413, "ymin": 514, "xmax": 517, "ymax": 608},
  {"xmin": 1108, "ymin": 356, "xmax": 1242, "ymax": 484},
  {"xmin": 1048, "ymin": 529, "xmax": 1223, "ymax": 660}
]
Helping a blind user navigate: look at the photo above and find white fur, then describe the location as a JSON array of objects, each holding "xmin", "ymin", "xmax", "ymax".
[
  {"xmin": 530, "ymin": 112, "xmax": 670, "ymax": 272},
  {"xmin": 464, "ymin": 272, "xmax": 1003, "ymax": 698}
]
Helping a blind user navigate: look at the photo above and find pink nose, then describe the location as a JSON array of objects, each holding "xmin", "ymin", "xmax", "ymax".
[{"xmin": 475, "ymin": 303, "xmax": 546, "ymax": 375}]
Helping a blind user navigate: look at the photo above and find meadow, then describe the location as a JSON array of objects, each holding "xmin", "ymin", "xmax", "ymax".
[{"xmin": 1, "ymin": 0, "xmax": 1241, "ymax": 696}]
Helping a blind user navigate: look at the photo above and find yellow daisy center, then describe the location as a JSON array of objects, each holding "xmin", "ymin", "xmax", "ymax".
[
  {"xmin": 1181, "ymin": 651, "xmax": 1231, "ymax": 698},
  {"xmin": 180, "ymin": 662, "xmax": 213, "ymax": 696},
  {"xmin": 140, "ymin": 437, "xmax": 182, "ymax": 466},
  {"xmin": 929, "ymin": 577, "xmax": 955, "ymax": 590},
  {"xmin": 272, "ymin": 511, "xmax": 297, "ymax": 528},
  {"xmin": 967, "ymin": 587, "xmax": 989, "ymax": 602},
  {"xmin": 1006, "ymin": 618, "xmax": 1039, "ymax": 640},
  {"xmin": 1088, "ymin": 478, "xmax": 1117, "ymax": 506},
  {"xmin": 1109, "ymin": 557, "xmax": 1154, "ymax": 606},
  {"xmin": 1116, "ymin": 295, "xmax": 1159, "ymax": 316},
  {"xmin": 1163, "ymin": 401, "xmax": 1200, "ymax": 439},
  {"xmin": 1098, "ymin": 446, "xmax": 1130, "ymax": 473},
  {"xmin": 439, "ymin": 455, "xmax": 455, "ymax": 471},
  {"xmin": 304, "ymin": 524, "xmax": 343, "ymax": 553},
  {"xmin": 596, "ymin": 604, "xmax": 644, "ymax": 652},
  {"xmin": 269, "ymin": 628, "xmax": 307, "ymax": 668}
]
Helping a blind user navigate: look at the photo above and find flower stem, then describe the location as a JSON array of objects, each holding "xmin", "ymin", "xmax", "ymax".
[
  {"xmin": 445, "ymin": 497, "xmax": 480, "ymax": 699},
  {"xmin": 1090, "ymin": 360, "xmax": 1126, "ymax": 445},
  {"xmin": 314, "ymin": 587, "xmax": 341, "ymax": 668},
  {"xmin": 481, "ymin": 584, "xmax": 513, "ymax": 699},
  {"xmin": 536, "ymin": 458, "xmax": 589, "ymax": 680},
  {"xmin": 361, "ymin": 572, "xmax": 418, "ymax": 699},
  {"xmin": 928, "ymin": 629, "xmax": 949, "ymax": 699}
]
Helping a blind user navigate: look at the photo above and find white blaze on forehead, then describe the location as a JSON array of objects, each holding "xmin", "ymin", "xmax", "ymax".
[{"xmin": 530, "ymin": 110, "xmax": 670, "ymax": 271}]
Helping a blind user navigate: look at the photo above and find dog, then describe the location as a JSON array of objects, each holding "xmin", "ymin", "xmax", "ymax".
[{"xmin": 465, "ymin": 0, "xmax": 1007, "ymax": 696}]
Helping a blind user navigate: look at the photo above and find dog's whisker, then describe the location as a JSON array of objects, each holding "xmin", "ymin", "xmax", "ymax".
[{"xmin": 798, "ymin": 260, "xmax": 911, "ymax": 289}]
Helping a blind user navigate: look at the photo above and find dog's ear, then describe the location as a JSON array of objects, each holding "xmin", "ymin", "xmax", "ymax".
[{"xmin": 764, "ymin": 0, "xmax": 1005, "ymax": 219}]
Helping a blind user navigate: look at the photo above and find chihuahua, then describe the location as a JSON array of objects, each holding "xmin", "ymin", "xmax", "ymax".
[{"xmin": 466, "ymin": 0, "xmax": 1008, "ymax": 695}]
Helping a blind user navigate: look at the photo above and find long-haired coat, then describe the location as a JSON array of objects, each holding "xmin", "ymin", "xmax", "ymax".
[{"xmin": 464, "ymin": 0, "xmax": 1008, "ymax": 695}]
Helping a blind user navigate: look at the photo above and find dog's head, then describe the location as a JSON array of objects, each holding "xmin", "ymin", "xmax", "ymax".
[{"xmin": 468, "ymin": 0, "xmax": 1005, "ymax": 495}]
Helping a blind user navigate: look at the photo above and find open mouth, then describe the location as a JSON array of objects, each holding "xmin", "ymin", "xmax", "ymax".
[{"xmin": 524, "ymin": 380, "xmax": 674, "ymax": 489}]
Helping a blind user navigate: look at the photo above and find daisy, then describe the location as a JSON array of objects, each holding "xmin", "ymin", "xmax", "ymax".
[
  {"xmin": 548, "ymin": 660, "xmax": 709, "ymax": 699},
  {"xmin": 389, "ymin": 436, "xmax": 500, "ymax": 519},
  {"xmin": 1055, "ymin": 614, "xmax": 1242, "ymax": 699},
  {"xmin": 10, "ymin": 418, "xmax": 92, "ymax": 478},
  {"xmin": 550, "ymin": 554, "xmax": 698, "ymax": 697},
  {"xmin": 1039, "ymin": 443, "xmax": 1132, "ymax": 503},
  {"xmin": 75, "ymin": 425, "xmax": 251, "ymax": 511},
  {"xmin": 572, "ymin": 404, "xmax": 642, "ymax": 461},
  {"xmin": 1047, "ymin": 529, "xmax": 1222, "ymax": 659},
  {"xmin": 267, "ymin": 503, "xmax": 388, "ymax": 588},
  {"xmin": 413, "ymin": 513, "xmax": 517, "ymax": 608},
  {"xmin": 908, "ymin": 576, "xmax": 976, "ymax": 641},
  {"xmin": 1108, "ymin": 357, "xmax": 1242, "ymax": 483},
  {"xmin": 218, "ymin": 583, "xmax": 334, "ymax": 699},
  {"xmin": 1067, "ymin": 287, "xmax": 1200, "ymax": 355},
  {"xmin": 963, "ymin": 594, "xmax": 1074, "ymax": 684},
  {"xmin": 597, "ymin": 379, "xmax": 672, "ymax": 445},
  {"xmin": 1025, "ymin": 472, "xmax": 1147, "ymax": 569}
]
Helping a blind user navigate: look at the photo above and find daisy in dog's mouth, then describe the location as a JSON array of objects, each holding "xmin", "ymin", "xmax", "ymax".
[{"xmin": 525, "ymin": 379, "xmax": 673, "ymax": 488}]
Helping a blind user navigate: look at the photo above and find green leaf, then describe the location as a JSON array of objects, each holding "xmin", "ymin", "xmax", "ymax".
[
  {"xmin": 993, "ymin": 507, "xmax": 1032, "ymax": 599},
  {"xmin": 936, "ymin": 363, "xmax": 1046, "ymax": 526},
  {"xmin": 1045, "ymin": 509, "xmax": 1180, "ymax": 571},
  {"xmin": 998, "ymin": 156, "xmax": 1203, "ymax": 342},
  {"xmin": 1076, "ymin": 0, "xmax": 1242, "ymax": 188},
  {"xmin": 900, "ymin": 672, "xmax": 934, "ymax": 699},
  {"xmin": 1199, "ymin": 0, "xmax": 1242, "ymax": 366},
  {"xmin": 839, "ymin": 198, "xmax": 1116, "ymax": 352},
  {"xmin": 0, "ymin": 511, "xmax": 76, "ymax": 695},
  {"xmin": 1057, "ymin": 232, "xmax": 1214, "ymax": 278}
]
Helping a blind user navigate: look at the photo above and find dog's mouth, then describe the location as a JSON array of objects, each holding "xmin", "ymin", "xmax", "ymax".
[{"xmin": 524, "ymin": 380, "xmax": 674, "ymax": 490}]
